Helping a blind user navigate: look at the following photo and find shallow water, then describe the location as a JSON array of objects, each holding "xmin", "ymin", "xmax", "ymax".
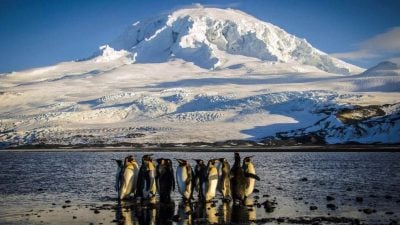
[{"xmin": 0, "ymin": 151, "xmax": 399, "ymax": 224}]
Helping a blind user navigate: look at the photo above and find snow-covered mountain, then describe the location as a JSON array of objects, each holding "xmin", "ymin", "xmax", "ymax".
[
  {"xmin": 100, "ymin": 7, "xmax": 362, "ymax": 74},
  {"xmin": 0, "ymin": 7, "xmax": 399, "ymax": 148}
]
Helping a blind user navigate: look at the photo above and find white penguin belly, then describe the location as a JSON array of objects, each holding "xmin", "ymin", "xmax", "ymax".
[
  {"xmin": 205, "ymin": 179, "xmax": 218, "ymax": 201},
  {"xmin": 245, "ymin": 178, "xmax": 255, "ymax": 196},
  {"xmin": 221, "ymin": 177, "xmax": 230, "ymax": 197},
  {"xmin": 143, "ymin": 170, "xmax": 156, "ymax": 198},
  {"xmin": 120, "ymin": 168, "xmax": 134, "ymax": 199},
  {"xmin": 245, "ymin": 165, "xmax": 257, "ymax": 196},
  {"xmin": 176, "ymin": 167, "xmax": 188, "ymax": 196}
]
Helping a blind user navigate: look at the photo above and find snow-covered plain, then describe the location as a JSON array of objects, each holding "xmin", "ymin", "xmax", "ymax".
[{"xmin": 0, "ymin": 7, "xmax": 399, "ymax": 147}]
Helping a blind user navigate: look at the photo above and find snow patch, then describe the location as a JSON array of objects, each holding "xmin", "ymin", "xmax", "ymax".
[{"xmin": 93, "ymin": 45, "xmax": 132, "ymax": 63}]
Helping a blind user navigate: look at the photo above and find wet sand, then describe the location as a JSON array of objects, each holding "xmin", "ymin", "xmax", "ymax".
[{"xmin": 2, "ymin": 191, "xmax": 398, "ymax": 225}]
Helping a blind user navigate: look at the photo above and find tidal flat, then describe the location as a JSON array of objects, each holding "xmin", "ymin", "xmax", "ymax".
[{"xmin": 0, "ymin": 151, "xmax": 399, "ymax": 225}]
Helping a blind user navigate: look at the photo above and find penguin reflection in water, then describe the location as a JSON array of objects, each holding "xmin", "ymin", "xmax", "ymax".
[
  {"xmin": 156, "ymin": 158, "xmax": 175, "ymax": 203},
  {"xmin": 175, "ymin": 159, "xmax": 194, "ymax": 202},
  {"xmin": 119, "ymin": 155, "xmax": 139, "ymax": 200},
  {"xmin": 231, "ymin": 198, "xmax": 256, "ymax": 224},
  {"xmin": 178, "ymin": 200, "xmax": 193, "ymax": 225},
  {"xmin": 137, "ymin": 154, "xmax": 157, "ymax": 200},
  {"xmin": 218, "ymin": 201, "xmax": 232, "ymax": 224}
]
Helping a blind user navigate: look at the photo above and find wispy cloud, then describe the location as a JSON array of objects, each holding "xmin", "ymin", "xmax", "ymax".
[
  {"xmin": 331, "ymin": 27, "xmax": 400, "ymax": 60},
  {"xmin": 388, "ymin": 57, "xmax": 400, "ymax": 64}
]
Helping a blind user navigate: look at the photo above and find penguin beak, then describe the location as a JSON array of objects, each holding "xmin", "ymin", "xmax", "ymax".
[
  {"xmin": 244, "ymin": 155, "xmax": 254, "ymax": 162},
  {"xmin": 175, "ymin": 158, "xmax": 184, "ymax": 165}
]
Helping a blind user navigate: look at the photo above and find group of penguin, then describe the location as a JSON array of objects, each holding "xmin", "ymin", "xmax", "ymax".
[{"xmin": 114, "ymin": 152, "xmax": 260, "ymax": 204}]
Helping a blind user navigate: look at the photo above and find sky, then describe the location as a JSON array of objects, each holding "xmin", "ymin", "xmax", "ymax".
[{"xmin": 0, "ymin": 0, "xmax": 399, "ymax": 73}]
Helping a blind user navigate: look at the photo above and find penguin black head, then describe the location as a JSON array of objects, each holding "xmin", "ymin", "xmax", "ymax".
[
  {"xmin": 166, "ymin": 159, "xmax": 173, "ymax": 167},
  {"xmin": 157, "ymin": 158, "xmax": 166, "ymax": 165},
  {"xmin": 234, "ymin": 152, "xmax": 241, "ymax": 160},
  {"xmin": 243, "ymin": 156, "xmax": 254, "ymax": 164},
  {"xmin": 175, "ymin": 158, "xmax": 187, "ymax": 166},
  {"xmin": 218, "ymin": 158, "xmax": 226, "ymax": 163},
  {"xmin": 194, "ymin": 159, "xmax": 204, "ymax": 165},
  {"xmin": 142, "ymin": 154, "xmax": 153, "ymax": 162},
  {"xmin": 207, "ymin": 159, "xmax": 217, "ymax": 166},
  {"xmin": 125, "ymin": 155, "xmax": 135, "ymax": 163}
]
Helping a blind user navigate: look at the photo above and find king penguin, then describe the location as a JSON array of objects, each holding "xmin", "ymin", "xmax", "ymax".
[
  {"xmin": 243, "ymin": 156, "xmax": 260, "ymax": 197},
  {"xmin": 156, "ymin": 158, "xmax": 175, "ymax": 203},
  {"xmin": 230, "ymin": 152, "xmax": 247, "ymax": 203},
  {"xmin": 175, "ymin": 159, "xmax": 194, "ymax": 201},
  {"xmin": 119, "ymin": 155, "xmax": 139, "ymax": 200},
  {"xmin": 203, "ymin": 159, "xmax": 218, "ymax": 202},
  {"xmin": 137, "ymin": 154, "xmax": 157, "ymax": 200},
  {"xmin": 193, "ymin": 159, "xmax": 207, "ymax": 200},
  {"xmin": 218, "ymin": 158, "xmax": 232, "ymax": 200}
]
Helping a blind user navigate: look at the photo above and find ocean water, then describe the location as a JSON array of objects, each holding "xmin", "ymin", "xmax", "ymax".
[{"xmin": 0, "ymin": 151, "xmax": 399, "ymax": 225}]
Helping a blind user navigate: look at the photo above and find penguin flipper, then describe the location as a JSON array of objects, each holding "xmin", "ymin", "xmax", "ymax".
[
  {"xmin": 156, "ymin": 167, "xmax": 161, "ymax": 191},
  {"xmin": 136, "ymin": 169, "xmax": 145, "ymax": 197},
  {"xmin": 171, "ymin": 168, "xmax": 175, "ymax": 191},
  {"xmin": 244, "ymin": 173, "xmax": 260, "ymax": 181},
  {"xmin": 145, "ymin": 171, "xmax": 151, "ymax": 191}
]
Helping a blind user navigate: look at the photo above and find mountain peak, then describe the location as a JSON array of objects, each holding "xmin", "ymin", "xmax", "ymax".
[
  {"xmin": 371, "ymin": 61, "xmax": 399, "ymax": 70},
  {"xmin": 361, "ymin": 61, "xmax": 400, "ymax": 76},
  {"xmin": 102, "ymin": 7, "xmax": 363, "ymax": 74}
]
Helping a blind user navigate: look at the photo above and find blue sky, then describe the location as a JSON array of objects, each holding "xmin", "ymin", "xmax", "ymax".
[{"xmin": 0, "ymin": 0, "xmax": 399, "ymax": 73}]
